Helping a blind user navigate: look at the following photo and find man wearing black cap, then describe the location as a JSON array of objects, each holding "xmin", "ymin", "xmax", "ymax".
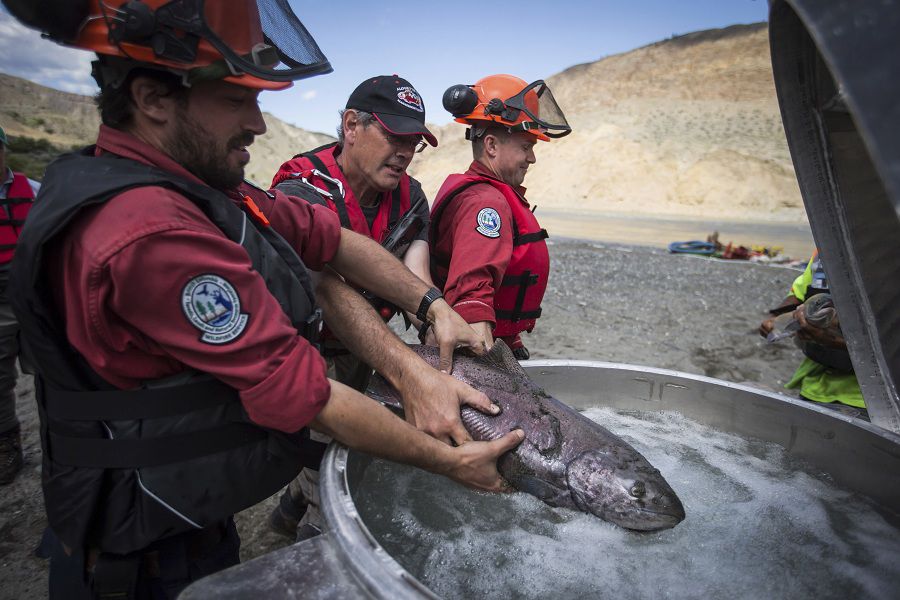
[{"xmin": 269, "ymin": 75, "xmax": 444, "ymax": 538}]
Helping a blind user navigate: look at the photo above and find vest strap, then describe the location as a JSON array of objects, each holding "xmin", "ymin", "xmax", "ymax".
[
  {"xmin": 302, "ymin": 151, "xmax": 351, "ymax": 228},
  {"xmin": 514, "ymin": 229, "xmax": 549, "ymax": 246},
  {"xmin": 49, "ymin": 423, "xmax": 266, "ymax": 468},
  {"xmin": 44, "ymin": 378, "xmax": 237, "ymax": 421},
  {"xmin": 495, "ymin": 307, "xmax": 542, "ymax": 320},
  {"xmin": 49, "ymin": 423, "xmax": 328, "ymax": 470},
  {"xmin": 501, "ymin": 273, "xmax": 539, "ymax": 286},
  {"xmin": 388, "ymin": 186, "xmax": 402, "ymax": 230},
  {"xmin": 498, "ymin": 268, "xmax": 541, "ymax": 322}
]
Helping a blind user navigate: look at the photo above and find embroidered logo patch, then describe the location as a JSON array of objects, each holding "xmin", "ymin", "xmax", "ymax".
[
  {"xmin": 475, "ymin": 208, "xmax": 502, "ymax": 238},
  {"xmin": 182, "ymin": 274, "xmax": 249, "ymax": 344},
  {"xmin": 396, "ymin": 86, "xmax": 424, "ymax": 112}
]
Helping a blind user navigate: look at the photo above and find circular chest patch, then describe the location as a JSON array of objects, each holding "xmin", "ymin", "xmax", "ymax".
[
  {"xmin": 475, "ymin": 207, "xmax": 502, "ymax": 238},
  {"xmin": 182, "ymin": 274, "xmax": 249, "ymax": 344}
]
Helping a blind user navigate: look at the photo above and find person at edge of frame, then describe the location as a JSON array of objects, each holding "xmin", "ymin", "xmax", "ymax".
[
  {"xmin": 759, "ymin": 250, "xmax": 867, "ymax": 420},
  {"xmin": 2, "ymin": 1, "xmax": 523, "ymax": 598},
  {"xmin": 0, "ymin": 123, "xmax": 41, "ymax": 486}
]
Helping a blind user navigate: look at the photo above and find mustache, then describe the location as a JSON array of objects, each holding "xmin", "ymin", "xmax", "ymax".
[{"xmin": 228, "ymin": 132, "xmax": 255, "ymax": 149}]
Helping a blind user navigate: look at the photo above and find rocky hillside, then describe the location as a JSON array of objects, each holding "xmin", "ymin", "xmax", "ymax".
[
  {"xmin": 408, "ymin": 22, "xmax": 804, "ymax": 222},
  {"xmin": 2, "ymin": 23, "xmax": 802, "ymax": 222},
  {"xmin": 0, "ymin": 72, "xmax": 333, "ymax": 184},
  {"xmin": 0, "ymin": 72, "xmax": 99, "ymax": 145}
]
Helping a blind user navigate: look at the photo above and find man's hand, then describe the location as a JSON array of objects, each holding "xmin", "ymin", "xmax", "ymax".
[
  {"xmin": 427, "ymin": 299, "xmax": 487, "ymax": 373},
  {"xmin": 441, "ymin": 430, "xmax": 524, "ymax": 492},
  {"xmin": 758, "ymin": 317, "xmax": 776, "ymax": 338},
  {"xmin": 399, "ymin": 364, "xmax": 500, "ymax": 446},
  {"xmin": 312, "ymin": 380, "xmax": 522, "ymax": 493},
  {"xmin": 760, "ymin": 295, "xmax": 801, "ymax": 338}
]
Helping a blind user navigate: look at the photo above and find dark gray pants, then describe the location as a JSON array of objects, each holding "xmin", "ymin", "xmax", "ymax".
[{"xmin": 0, "ymin": 267, "xmax": 19, "ymax": 435}]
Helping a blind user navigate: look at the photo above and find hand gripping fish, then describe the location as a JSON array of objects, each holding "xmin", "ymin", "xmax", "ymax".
[{"xmin": 367, "ymin": 341, "xmax": 686, "ymax": 531}]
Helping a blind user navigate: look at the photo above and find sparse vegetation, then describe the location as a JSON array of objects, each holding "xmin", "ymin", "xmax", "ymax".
[{"xmin": 5, "ymin": 135, "xmax": 83, "ymax": 181}]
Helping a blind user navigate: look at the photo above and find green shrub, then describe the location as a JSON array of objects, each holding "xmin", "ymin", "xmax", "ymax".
[{"xmin": 5, "ymin": 135, "xmax": 84, "ymax": 181}]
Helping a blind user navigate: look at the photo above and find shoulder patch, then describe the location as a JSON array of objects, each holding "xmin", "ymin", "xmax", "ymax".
[
  {"xmin": 182, "ymin": 274, "xmax": 249, "ymax": 344},
  {"xmin": 475, "ymin": 207, "xmax": 502, "ymax": 238}
]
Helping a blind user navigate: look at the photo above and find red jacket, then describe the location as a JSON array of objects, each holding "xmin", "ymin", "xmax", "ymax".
[
  {"xmin": 0, "ymin": 171, "xmax": 35, "ymax": 264},
  {"xmin": 47, "ymin": 126, "xmax": 342, "ymax": 433},
  {"xmin": 271, "ymin": 142, "xmax": 410, "ymax": 243},
  {"xmin": 430, "ymin": 161, "xmax": 549, "ymax": 345}
]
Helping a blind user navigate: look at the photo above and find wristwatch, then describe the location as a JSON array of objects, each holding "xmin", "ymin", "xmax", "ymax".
[{"xmin": 415, "ymin": 287, "xmax": 443, "ymax": 324}]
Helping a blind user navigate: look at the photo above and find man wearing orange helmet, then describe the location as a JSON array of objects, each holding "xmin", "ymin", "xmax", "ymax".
[
  {"xmin": 2, "ymin": 2, "xmax": 521, "ymax": 596},
  {"xmin": 430, "ymin": 74, "xmax": 571, "ymax": 358}
]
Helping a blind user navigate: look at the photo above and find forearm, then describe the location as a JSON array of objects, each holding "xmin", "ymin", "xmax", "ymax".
[
  {"xmin": 403, "ymin": 240, "xmax": 434, "ymax": 286},
  {"xmin": 310, "ymin": 379, "xmax": 451, "ymax": 472},
  {"xmin": 316, "ymin": 270, "xmax": 421, "ymax": 390},
  {"xmin": 403, "ymin": 240, "xmax": 434, "ymax": 327},
  {"xmin": 330, "ymin": 229, "xmax": 431, "ymax": 314}
]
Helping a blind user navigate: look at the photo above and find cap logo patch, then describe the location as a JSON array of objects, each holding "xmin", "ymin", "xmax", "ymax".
[
  {"xmin": 396, "ymin": 86, "xmax": 424, "ymax": 112},
  {"xmin": 475, "ymin": 208, "xmax": 502, "ymax": 238},
  {"xmin": 182, "ymin": 274, "xmax": 249, "ymax": 344}
]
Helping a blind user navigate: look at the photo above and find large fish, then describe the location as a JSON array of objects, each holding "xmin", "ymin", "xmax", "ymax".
[{"xmin": 367, "ymin": 341, "xmax": 686, "ymax": 531}]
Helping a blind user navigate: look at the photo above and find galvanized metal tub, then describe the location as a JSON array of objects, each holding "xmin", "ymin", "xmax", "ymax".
[{"xmin": 180, "ymin": 360, "xmax": 900, "ymax": 599}]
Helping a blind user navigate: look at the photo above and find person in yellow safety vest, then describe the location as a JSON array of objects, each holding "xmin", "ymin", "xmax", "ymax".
[{"xmin": 759, "ymin": 251, "xmax": 867, "ymax": 420}]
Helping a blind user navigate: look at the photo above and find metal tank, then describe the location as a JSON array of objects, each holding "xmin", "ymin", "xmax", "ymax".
[
  {"xmin": 181, "ymin": 362, "xmax": 900, "ymax": 599},
  {"xmin": 182, "ymin": 0, "xmax": 900, "ymax": 596}
]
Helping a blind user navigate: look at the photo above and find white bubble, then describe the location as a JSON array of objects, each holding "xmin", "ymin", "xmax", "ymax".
[{"xmin": 355, "ymin": 409, "xmax": 900, "ymax": 599}]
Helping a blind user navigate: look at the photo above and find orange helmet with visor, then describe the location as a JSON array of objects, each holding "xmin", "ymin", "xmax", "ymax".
[
  {"xmin": 442, "ymin": 74, "xmax": 571, "ymax": 142},
  {"xmin": 2, "ymin": 0, "xmax": 332, "ymax": 90}
]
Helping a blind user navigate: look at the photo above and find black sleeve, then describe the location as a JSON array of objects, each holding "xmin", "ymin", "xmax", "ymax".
[
  {"xmin": 274, "ymin": 179, "xmax": 330, "ymax": 207},
  {"xmin": 408, "ymin": 178, "xmax": 430, "ymax": 243}
]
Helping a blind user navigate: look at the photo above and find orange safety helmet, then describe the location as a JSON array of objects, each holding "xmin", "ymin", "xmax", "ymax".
[
  {"xmin": 2, "ymin": 0, "xmax": 331, "ymax": 90},
  {"xmin": 442, "ymin": 74, "xmax": 571, "ymax": 141}
]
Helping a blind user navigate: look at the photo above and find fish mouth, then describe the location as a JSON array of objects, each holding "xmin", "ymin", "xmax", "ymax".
[{"xmin": 616, "ymin": 508, "xmax": 684, "ymax": 532}]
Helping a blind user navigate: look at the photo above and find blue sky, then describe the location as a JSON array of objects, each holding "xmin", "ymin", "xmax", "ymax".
[{"xmin": 0, "ymin": 1, "xmax": 768, "ymax": 135}]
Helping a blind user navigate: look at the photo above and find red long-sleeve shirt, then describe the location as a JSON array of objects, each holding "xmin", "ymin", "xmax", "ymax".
[
  {"xmin": 48, "ymin": 126, "xmax": 342, "ymax": 433},
  {"xmin": 431, "ymin": 161, "xmax": 529, "ymax": 327}
]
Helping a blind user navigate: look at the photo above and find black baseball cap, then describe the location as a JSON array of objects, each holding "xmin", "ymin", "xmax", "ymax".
[{"xmin": 346, "ymin": 75, "xmax": 438, "ymax": 147}]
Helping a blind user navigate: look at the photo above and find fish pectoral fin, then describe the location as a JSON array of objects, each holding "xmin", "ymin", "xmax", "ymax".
[
  {"xmin": 517, "ymin": 475, "xmax": 572, "ymax": 508},
  {"xmin": 477, "ymin": 339, "xmax": 529, "ymax": 377},
  {"xmin": 365, "ymin": 373, "xmax": 403, "ymax": 410}
]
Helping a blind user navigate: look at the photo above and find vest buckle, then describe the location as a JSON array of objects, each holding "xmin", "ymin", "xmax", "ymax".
[{"xmin": 303, "ymin": 308, "xmax": 324, "ymax": 352}]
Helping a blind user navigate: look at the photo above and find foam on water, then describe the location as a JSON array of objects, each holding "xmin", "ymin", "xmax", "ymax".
[{"xmin": 353, "ymin": 408, "xmax": 900, "ymax": 600}]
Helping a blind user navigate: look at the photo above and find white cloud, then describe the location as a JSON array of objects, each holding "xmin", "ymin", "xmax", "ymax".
[
  {"xmin": 300, "ymin": 89, "xmax": 318, "ymax": 101},
  {"xmin": 0, "ymin": 12, "xmax": 97, "ymax": 95}
]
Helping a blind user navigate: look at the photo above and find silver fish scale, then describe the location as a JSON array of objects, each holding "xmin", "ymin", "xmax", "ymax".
[{"xmin": 365, "ymin": 342, "xmax": 686, "ymax": 529}]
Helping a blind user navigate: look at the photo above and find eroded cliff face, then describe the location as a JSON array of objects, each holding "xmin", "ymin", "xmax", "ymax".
[
  {"xmin": 408, "ymin": 23, "xmax": 804, "ymax": 222},
  {"xmin": 3, "ymin": 23, "xmax": 801, "ymax": 222}
]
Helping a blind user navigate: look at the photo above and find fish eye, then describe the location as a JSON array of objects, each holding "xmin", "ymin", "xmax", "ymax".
[{"xmin": 630, "ymin": 481, "xmax": 646, "ymax": 498}]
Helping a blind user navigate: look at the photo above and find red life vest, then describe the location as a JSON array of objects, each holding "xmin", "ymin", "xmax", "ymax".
[
  {"xmin": 430, "ymin": 174, "xmax": 549, "ymax": 338},
  {"xmin": 271, "ymin": 142, "xmax": 410, "ymax": 243},
  {"xmin": 1, "ymin": 172, "xmax": 35, "ymax": 264}
]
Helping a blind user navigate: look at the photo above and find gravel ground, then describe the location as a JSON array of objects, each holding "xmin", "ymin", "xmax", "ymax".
[{"xmin": 0, "ymin": 240, "xmax": 804, "ymax": 598}]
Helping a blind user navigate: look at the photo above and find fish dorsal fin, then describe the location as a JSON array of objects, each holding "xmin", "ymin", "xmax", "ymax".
[{"xmin": 476, "ymin": 339, "xmax": 529, "ymax": 377}]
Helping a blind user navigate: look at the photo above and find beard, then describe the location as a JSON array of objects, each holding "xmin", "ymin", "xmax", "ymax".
[{"xmin": 167, "ymin": 110, "xmax": 254, "ymax": 190}]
